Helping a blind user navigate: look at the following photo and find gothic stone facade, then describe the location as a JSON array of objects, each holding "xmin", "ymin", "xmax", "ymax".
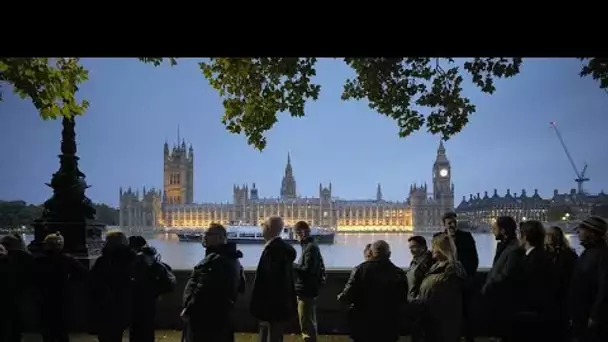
[{"xmin": 119, "ymin": 141, "xmax": 455, "ymax": 232}]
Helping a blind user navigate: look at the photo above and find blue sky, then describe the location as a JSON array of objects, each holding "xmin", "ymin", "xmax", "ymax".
[{"xmin": 1, "ymin": 58, "xmax": 607, "ymax": 207}]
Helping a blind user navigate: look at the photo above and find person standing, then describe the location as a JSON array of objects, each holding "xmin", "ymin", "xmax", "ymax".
[
  {"xmin": 338, "ymin": 240, "xmax": 408, "ymax": 342},
  {"xmin": 414, "ymin": 233, "xmax": 467, "ymax": 342},
  {"xmin": 545, "ymin": 225, "xmax": 578, "ymax": 342},
  {"xmin": 515, "ymin": 220, "xmax": 555, "ymax": 342},
  {"xmin": 0, "ymin": 234, "xmax": 34, "ymax": 342},
  {"xmin": 434, "ymin": 212, "xmax": 479, "ymax": 342},
  {"xmin": 482, "ymin": 216, "xmax": 524, "ymax": 342},
  {"xmin": 89, "ymin": 232, "xmax": 136, "ymax": 342},
  {"xmin": 32, "ymin": 233, "xmax": 89, "ymax": 342},
  {"xmin": 293, "ymin": 221, "xmax": 326, "ymax": 342},
  {"xmin": 406, "ymin": 235, "xmax": 434, "ymax": 301},
  {"xmin": 250, "ymin": 216, "xmax": 298, "ymax": 342},
  {"xmin": 181, "ymin": 223, "xmax": 246, "ymax": 342},
  {"xmin": 569, "ymin": 216, "xmax": 608, "ymax": 342}
]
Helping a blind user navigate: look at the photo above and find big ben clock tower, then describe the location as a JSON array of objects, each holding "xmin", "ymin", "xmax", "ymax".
[{"xmin": 432, "ymin": 141, "xmax": 454, "ymax": 211}]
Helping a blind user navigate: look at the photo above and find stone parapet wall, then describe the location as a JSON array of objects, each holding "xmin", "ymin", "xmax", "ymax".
[{"xmin": 20, "ymin": 268, "xmax": 493, "ymax": 336}]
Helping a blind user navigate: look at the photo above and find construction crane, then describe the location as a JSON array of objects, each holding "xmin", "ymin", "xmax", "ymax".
[{"xmin": 550, "ymin": 121, "xmax": 589, "ymax": 194}]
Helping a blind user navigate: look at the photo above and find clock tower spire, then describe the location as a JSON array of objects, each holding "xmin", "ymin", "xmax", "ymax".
[{"xmin": 432, "ymin": 141, "xmax": 454, "ymax": 211}]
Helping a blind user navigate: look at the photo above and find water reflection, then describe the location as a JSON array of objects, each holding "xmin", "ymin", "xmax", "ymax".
[{"xmin": 20, "ymin": 233, "xmax": 583, "ymax": 270}]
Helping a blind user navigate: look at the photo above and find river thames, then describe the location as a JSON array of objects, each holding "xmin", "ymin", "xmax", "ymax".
[{"xmin": 123, "ymin": 232, "xmax": 583, "ymax": 270}]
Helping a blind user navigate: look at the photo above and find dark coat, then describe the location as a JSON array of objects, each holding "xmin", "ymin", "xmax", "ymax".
[
  {"xmin": 338, "ymin": 258, "xmax": 408, "ymax": 342},
  {"xmin": 482, "ymin": 237, "xmax": 524, "ymax": 336},
  {"xmin": 518, "ymin": 247, "xmax": 555, "ymax": 317},
  {"xmin": 547, "ymin": 246, "xmax": 578, "ymax": 318},
  {"xmin": 294, "ymin": 237, "xmax": 326, "ymax": 298},
  {"xmin": 416, "ymin": 261, "xmax": 466, "ymax": 342},
  {"xmin": 182, "ymin": 242, "xmax": 245, "ymax": 342},
  {"xmin": 406, "ymin": 250, "xmax": 433, "ymax": 300},
  {"xmin": 32, "ymin": 251, "xmax": 89, "ymax": 312},
  {"xmin": 434, "ymin": 230, "xmax": 479, "ymax": 279},
  {"xmin": 569, "ymin": 241, "xmax": 608, "ymax": 337},
  {"xmin": 89, "ymin": 245, "xmax": 136, "ymax": 334},
  {"xmin": 250, "ymin": 237, "xmax": 298, "ymax": 322},
  {"xmin": 2, "ymin": 249, "xmax": 34, "ymax": 302}
]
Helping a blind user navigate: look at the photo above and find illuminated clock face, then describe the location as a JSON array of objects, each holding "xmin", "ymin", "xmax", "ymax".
[{"xmin": 439, "ymin": 168, "xmax": 449, "ymax": 177}]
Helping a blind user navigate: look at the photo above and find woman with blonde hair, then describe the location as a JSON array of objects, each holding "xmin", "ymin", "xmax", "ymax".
[{"xmin": 414, "ymin": 233, "xmax": 467, "ymax": 342}]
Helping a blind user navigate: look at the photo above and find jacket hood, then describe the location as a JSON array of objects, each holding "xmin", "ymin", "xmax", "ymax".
[
  {"xmin": 207, "ymin": 242, "xmax": 243, "ymax": 259},
  {"xmin": 140, "ymin": 245, "xmax": 158, "ymax": 256}
]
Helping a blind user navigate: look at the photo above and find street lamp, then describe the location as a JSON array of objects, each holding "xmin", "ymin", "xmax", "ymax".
[{"xmin": 28, "ymin": 117, "xmax": 105, "ymax": 265}]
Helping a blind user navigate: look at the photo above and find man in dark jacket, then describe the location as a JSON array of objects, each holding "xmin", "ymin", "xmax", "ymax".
[
  {"xmin": 434, "ymin": 212, "xmax": 479, "ymax": 342},
  {"xmin": 569, "ymin": 216, "xmax": 608, "ymax": 342},
  {"xmin": 130, "ymin": 236, "xmax": 176, "ymax": 342},
  {"xmin": 0, "ymin": 234, "xmax": 34, "ymax": 342},
  {"xmin": 293, "ymin": 221, "xmax": 326, "ymax": 342},
  {"xmin": 482, "ymin": 215, "xmax": 524, "ymax": 342},
  {"xmin": 338, "ymin": 240, "xmax": 408, "ymax": 342},
  {"xmin": 515, "ymin": 220, "xmax": 555, "ymax": 342},
  {"xmin": 250, "ymin": 216, "xmax": 298, "ymax": 342},
  {"xmin": 181, "ymin": 223, "xmax": 246, "ymax": 342},
  {"xmin": 32, "ymin": 233, "xmax": 89, "ymax": 342}
]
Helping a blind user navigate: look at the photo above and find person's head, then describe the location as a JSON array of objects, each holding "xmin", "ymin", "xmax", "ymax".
[
  {"xmin": 492, "ymin": 216, "xmax": 518, "ymax": 241},
  {"xmin": 577, "ymin": 216, "xmax": 607, "ymax": 247},
  {"xmin": 363, "ymin": 243, "xmax": 372, "ymax": 261},
  {"xmin": 0, "ymin": 234, "xmax": 23, "ymax": 251},
  {"xmin": 294, "ymin": 221, "xmax": 311, "ymax": 241},
  {"xmin": 519, "ymin": 220, "xmax": 546, "ymax": 249},
  {"xmin": 104, "ymin": 231, "xmax": 129, "ymax": 250},
  {"xmin": 546, "ymin": 226, "xmax": 570, "ymax": 249},
  {"xmin": 43, "ymin": 233, "xmax": 64, "ymax": 252},
  {"xmin": 370, "ymin": 240, "xmax": 391, "ymax": 260},
  {"xmin": 431, "ymin": 233, "xmax": 457, "ymax": 263},
  {"xmin": 204, "ymin": 223, "xmax": 227, "ymax": 248},
  {"xmin": 408, "ymin": 235, "xmax": 428, "ymax": 258},
  {"xmin": 128, "ymin": 235, "xmax": 147, "ymax": 253},
  {"xmin": 442, "ymin": 212, "xmax": 458, "ymax": 236},
  {"xmin": 263, "ymin": 216, "xmax": 284, "ymax": 241}
]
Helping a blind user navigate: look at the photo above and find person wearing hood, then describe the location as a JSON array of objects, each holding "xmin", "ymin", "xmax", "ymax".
[
  {"xmin": 129, "ymin": 236, "xmax": 176, "ymax": 342},
  {"xmin": 89, "ymin": 231, "xmax": 136, "ymax": 342},
  {"xmin": 0, "ymin": 234, "xmax": 34, "ymax": 342},
  {"xmin": 32, "ymin": 233, "xmax": 89, "ymax": 342},
  {"xmin": 181, "ymin": 223, "xmax": 246, "ymax": 342},
  {"xmin": 413, "ymin": 233, "xmax": 467, "ymax": 342}
]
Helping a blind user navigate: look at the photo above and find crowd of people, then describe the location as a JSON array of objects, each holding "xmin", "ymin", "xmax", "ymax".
[{"xmin": 0, "ymin": 213, "xmax": 607, "ymax": 342}]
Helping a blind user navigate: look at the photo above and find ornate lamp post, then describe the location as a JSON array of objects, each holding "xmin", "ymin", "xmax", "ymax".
[{"xmin": 28, "ymin": 117, "xmax": 105, "ymax": 264}]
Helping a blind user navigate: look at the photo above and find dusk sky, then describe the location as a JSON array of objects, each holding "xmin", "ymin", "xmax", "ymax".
[{"xmin": 1, "ymin": 58, "xmax": 607, "ymax": 207}]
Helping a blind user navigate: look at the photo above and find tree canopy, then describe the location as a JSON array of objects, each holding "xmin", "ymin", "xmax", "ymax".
[{"xmin": 2, "ymin": 57, "xmax": 607, "ymax": 150}]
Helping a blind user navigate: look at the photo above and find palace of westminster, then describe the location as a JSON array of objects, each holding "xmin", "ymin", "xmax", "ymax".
[{"xmin": 119, "ymin": 140, "xmax": 608, "ymax": 232}]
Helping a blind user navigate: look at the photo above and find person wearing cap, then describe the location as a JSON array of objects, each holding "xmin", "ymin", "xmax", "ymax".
[
  {"xmin": 32, "ymin": 233, "xmax": 89, "ymax": 342},
  {"xmin": 569, "ymin": 215, "xmax": 608, "ymax": 341},
  {"xmin": 181, "ymin": 223, "xmax": 246, "ymax": 342},
  {"xmin": 434, "ymin": 212, "xmax": 478, "ymax": 342}
]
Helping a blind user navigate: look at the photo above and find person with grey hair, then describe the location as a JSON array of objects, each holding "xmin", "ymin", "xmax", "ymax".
[
  {"xmin": 338, "ymin": 240, "xmax": 408, "ymax": 342},
  {"xmin": 250, "ymin": 216, "xmax": 297, "ymax": 342},
  {"xmin": 32, "ymin": 233, "xmax": 88, "ymax": 342}
]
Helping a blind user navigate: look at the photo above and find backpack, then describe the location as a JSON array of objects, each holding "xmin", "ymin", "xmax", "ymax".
[{"xmin": 152, "ymin": 261, "xmax": 176, "ymax": 296}]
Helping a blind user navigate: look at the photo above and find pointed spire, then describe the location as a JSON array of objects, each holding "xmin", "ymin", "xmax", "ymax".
[
  {"xmin": 438, "ymin": 140, "xmax": 445, "ymax": 154},
  {"xmin": 376, "ymin": 183, "xmax": 383, "ymax": 201},
  {"xmin": 177, "ymin": 124, "xmax": 180, "ymax": 146}
]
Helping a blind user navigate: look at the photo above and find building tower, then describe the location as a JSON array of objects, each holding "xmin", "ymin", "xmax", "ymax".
[
  {"xmin": 280, "ymin": 153, "xmax": 297, "ymax": 200},
  {"xmin": 163, "ymin": 134, "xmax": 194, "ymax": 205},
  {"xmin": 376, "ymin": 183, "xmax": 383, "ymax": 202},
  {"xmin": 432, "ymin": 141, "xmax": 454, "ymax": 212}
]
